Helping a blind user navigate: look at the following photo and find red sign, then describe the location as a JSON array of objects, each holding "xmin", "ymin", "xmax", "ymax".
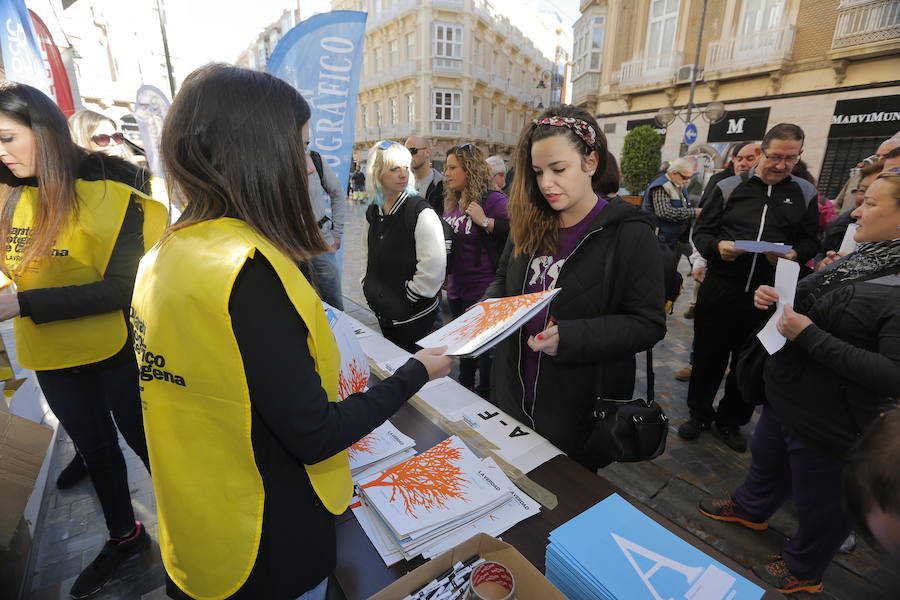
[{"xmin": 28, "ymin": 10, "xmax": 75, "ymax": 116}]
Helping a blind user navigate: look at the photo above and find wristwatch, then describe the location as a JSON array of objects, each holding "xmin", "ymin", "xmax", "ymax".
[{"xmin": 481, "ymin": 217, "xmax": 490, "ymax": 228}]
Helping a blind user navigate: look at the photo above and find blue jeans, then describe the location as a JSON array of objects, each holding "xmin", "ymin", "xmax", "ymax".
[
  {"xmin": 310, "ymin": 252, "xmax": 343, "ymax": 310},
  {"xmin": 296, "ymin": 578, "xmax": 327, "ymax": 600}
]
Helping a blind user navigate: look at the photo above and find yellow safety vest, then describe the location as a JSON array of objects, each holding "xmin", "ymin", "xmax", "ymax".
[
  {"xmin": 131, "ymin": 218, "xmax": 352, "ymax": 600},
  {"xmin": 6, "ymin": 179, "xmax": 167, "ymax": 370}
]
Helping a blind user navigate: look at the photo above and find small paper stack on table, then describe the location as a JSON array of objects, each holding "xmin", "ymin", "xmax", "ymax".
[
  {"xmin": 545, "ymin": 493, "xmax": 765, "ymax": 600},
  {"xmin": 348, "ymin": 421, "xmax": 416, "ymax": 482},
  {"xmin": 352, "ymin": 435, "xmax": 540, "ymax": 565}
]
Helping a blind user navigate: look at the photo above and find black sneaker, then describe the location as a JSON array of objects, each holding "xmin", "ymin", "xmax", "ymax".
[
  {"xmin": 684, "ymin": 305, "xmax": 696, "ymax": 319},
  {"xmin": 57, "ymin": 454, "xmax": 88, "ymax": 489},
  {"xmin": 677, "ymin": 418, "xmax": 711, "ymax": 440},
  {"xmin": 70, "ymin": 521, "xmax": 149, "ymax": 599},
  {"xmin": 699, "ymin": 490, "xmax": 768, "ymax": 531},
  {"xmin": 716, "ymin": 424, "xmax": 748, "ymax": 453}
]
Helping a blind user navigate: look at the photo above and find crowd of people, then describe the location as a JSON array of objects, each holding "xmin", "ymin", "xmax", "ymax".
[{"xmin": 0, "ymin": 62, "xmax": 897, "ymax": 600}]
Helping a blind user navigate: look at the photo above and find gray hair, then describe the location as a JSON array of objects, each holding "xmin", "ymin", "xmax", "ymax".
[
  {"xmin": 667, "ymin": 157, "xmax": 696, "ymax": 175},
  {"xmin": 486, "ymin": 155, "xmax": 506, "ymax": 176}
]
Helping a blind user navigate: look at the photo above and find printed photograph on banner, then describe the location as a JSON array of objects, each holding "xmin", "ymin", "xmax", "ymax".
[{"xmin": 417, "ymin": 289, "xmax": 560, "ymax": 357}]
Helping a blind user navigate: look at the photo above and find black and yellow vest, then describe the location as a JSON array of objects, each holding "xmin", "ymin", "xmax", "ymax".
[
  {"xmin": 6, "ymin": 178, "xmax": 167, "ymax": 370},
  {"xmin": 130, "ymin": 218, "xmax": 352, "ymax": 600}
]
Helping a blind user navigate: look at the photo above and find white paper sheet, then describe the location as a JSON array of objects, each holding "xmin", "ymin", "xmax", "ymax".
[
  {"xmin": 838, "ymin": 223, "xmax": 859, "ymax": 255},
  {"xmin": 733, "ymin": 240, "xmax": 793, "ymax": 254},
  {"xmin": 756, "ymin": 258, "xmax": 801, "ymax": 355}
]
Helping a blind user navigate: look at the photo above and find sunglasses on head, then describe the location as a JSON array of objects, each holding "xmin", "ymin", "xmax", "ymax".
[
  {"xmin": 91, "ymin": 132, "xmax": 125, "ymax": 146},
  {"xmin": 377, "ymin": 140, "xmax": 398, "ymax": 151},
  {"xmin": 458, "ymin": 143, "xmax": 475, "ymax": 151}
]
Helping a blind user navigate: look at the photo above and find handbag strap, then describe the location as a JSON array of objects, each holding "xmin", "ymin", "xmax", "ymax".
[{"xmin": 595, "ymin": 219, "xmax": 656, "ymax": 405}]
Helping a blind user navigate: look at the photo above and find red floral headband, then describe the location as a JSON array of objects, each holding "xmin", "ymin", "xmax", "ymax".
[{"xmin": 533, "ymin": 116, "xmax": 597, "ymax": 148}]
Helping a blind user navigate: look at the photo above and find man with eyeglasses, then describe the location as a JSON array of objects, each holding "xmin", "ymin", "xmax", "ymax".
[
  {"xmin": 680, "ymin": 123, "xmax": 820, "ymax": 453},
  {"xmin": 640, "ymin": 156, "xmax": 699, "ymax": 250},
  {"xmin": 406, "ymin": 135, "xmax": 444, "ymax": 215}
]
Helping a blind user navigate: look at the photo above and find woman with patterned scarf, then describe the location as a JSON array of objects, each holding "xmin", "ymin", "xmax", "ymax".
[{"xmin": 698, "ymin": 172, "xmax": 900, "ymax": 595}]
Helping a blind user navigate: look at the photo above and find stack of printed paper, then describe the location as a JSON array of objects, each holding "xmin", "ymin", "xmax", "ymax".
[
  {"xmin": 352, "ymin": 436, "xmax": 540, "ymax": 565},
  {"xmin": 545, "ymin": 493, "xmax": 764, "ymax": 600},
  {"xmin": 348, "ymin": 421, "xmax": 416, "ymax": 482}
]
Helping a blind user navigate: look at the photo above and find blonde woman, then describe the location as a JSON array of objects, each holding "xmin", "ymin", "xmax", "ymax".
[
  {"xmin": 363, "ymin": 140, "xmax": 447, "ymax": 351},
  {"xmin": 443, "ymin": 143, "xmax": 509, "ymax": 396}
]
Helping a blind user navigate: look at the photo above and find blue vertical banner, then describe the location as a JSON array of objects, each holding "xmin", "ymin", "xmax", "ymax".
[
  {"xmin": 0, "ymin": 0, "xmax": 52, "ymax": 95},
  {"xmin": 267, "ymin": 10, "xmax": 367, "ymax": 192}
]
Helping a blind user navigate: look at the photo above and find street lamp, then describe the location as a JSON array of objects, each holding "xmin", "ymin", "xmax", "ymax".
[
  {"xmin": 532, "ymin": 95, "xmax": 544, "ymax": 110},
  {"xmin": 536, "ymin": 70, "xmax": 551, "ymax": 88}
]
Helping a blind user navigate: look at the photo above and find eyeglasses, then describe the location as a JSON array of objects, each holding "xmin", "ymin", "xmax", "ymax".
[
  {"xmin": 761, "ymin": 150, "xmax": 800, "ymax": 165},
  {"xmin": 458, "ymin": 143, "xmax": 475, "ymax": 151},
  {"xmin": 91, "ymin": 132, "xmax": 125, "ymax": 146},
  {"xmin": 406, "ymin": 146, "xmax": 426, "ymax": 155}
]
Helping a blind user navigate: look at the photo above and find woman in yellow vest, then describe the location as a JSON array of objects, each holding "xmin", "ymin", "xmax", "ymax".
[
  {"xmin": 0, "ymin": 83, "xmax": 168, "ymax": 599},
  {"xmin": 132, "ymin": 64, "xmax": 450, "ymax": 600}
]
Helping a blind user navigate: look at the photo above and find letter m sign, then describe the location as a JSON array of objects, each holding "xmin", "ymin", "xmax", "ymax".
[{"xmin": 726, "ymin": 118, "xmax": 746, "ymax": 135}]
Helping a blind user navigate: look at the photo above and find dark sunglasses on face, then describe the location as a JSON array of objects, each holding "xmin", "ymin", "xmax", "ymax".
[
  {"xmin": 91, "ymin": 132, "xmax": 125, "ymax": 146},
  {"xmin": 406, "ymin": 146, "xmax": 425, "ymax": 155}
]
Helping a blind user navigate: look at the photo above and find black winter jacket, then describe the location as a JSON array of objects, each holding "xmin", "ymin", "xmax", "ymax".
[
  {"xmin": 693, "ymin": 168, "xmax": 820, "ymax": 292},
  {"xmin": 765, "ymin": 267, "xmax": 900, "ymax": 458},
  {"xmin": 485, "ymin": 198, "xmax": 667, "ymax": 463}
]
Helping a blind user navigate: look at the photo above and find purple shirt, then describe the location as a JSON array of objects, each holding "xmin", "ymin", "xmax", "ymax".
[
  {"xmin": 522, "ymin": 197, "xmax": 608, "ymax": 411},
  {"xmin": 444, "ymin": 191, "xmax": 509, "ymax": 300}
]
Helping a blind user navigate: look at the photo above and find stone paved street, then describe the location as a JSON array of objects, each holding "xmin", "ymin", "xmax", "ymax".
[{"xmin": 17, "ymin": 199, "xmax": 900, "ymax": 599}]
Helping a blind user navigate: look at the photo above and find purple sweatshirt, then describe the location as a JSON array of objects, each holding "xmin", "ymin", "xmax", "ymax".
[
  {"xmin": 522, "ymin": 197, "xmax": 608, "ymax": 411},
  {"xmin": 444, "ymin": 191, "xmax": 509, "ymax": 300}
]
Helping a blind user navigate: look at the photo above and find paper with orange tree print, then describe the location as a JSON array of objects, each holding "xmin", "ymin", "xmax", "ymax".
[
  {"xmin": 323, "ymin": 303, "xmax": 370, "ymax": 400},
  {"xmin": 358, "ymin": 436, "xmax": 510, "ymax": 539},
  {"xmin": 417, "ymin": 289, "xmax": 561, "ymax": 357},
  {"xmin": 347, "ymin": 421, "xmax": 415, "ymax": 479}
]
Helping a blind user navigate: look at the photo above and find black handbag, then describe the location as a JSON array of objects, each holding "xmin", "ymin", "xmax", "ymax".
[
  {"xmin": 583, "ymin": 350, "xmax": 669, "ymax": 463},
  {"xmin": 579, "ymin": 219, "xmax": 668, "ymax": 465}
]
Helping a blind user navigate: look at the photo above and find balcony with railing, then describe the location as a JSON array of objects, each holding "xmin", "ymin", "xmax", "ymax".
[
  {"xmin": 432, "ymin": 121, "xmax": 462, "ymax": 135},
  {"xmin": 360, "ymin": 60, "xmax": 419, "ymax": 90},
  {"xmin": 471, "ymin": 64, "xmax": 491, "ymax": 85},
  {"xmin": 832, "ymin": 0, "xmax": 900, "ymax": 49},
  {"xmin": 359, "ymin": 123, "xmax": 416, "ymax": 141},
  {"xmin": 617, "ymin": 52, "xmax": 684, "ymax": 89},
  {"xmin": 572, "ymin": 72, "xmax": 601, "ymax": 105},
  {"xmin": 705, "ymin": 25, "xmax": 796, "ymax": 74},
  {"xmin": 433, "ymin": 57, "xmax": 463, "ymax": 73}
]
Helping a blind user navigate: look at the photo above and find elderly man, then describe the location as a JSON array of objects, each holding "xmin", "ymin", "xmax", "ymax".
[
  {"xmin": 406, "ymin": 135, "xmax": 444, "ymax": 215},
  {"xmin": 835, "ymin": 135, "xmax": 900, "ymax": 214},
  {"xmin": 486, "ymin": 155, "xmax": 507, "ymax": 191},
  {"xmin": 641, "ymin": 156, "xmax": 700, "ymax": 250},
  {"xmin": 680, "ymin": 123, "xmax": 820, "ymax": 452}
]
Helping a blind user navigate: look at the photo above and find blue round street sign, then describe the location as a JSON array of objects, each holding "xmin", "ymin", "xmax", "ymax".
[{"xmin": 683, "ymin": 123, "xmax": 698, "ymax": 145}]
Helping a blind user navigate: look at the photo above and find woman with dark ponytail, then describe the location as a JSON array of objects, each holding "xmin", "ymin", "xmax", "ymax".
[{"xmin": 484, "ymin": 105, "xmax": 666, "ymax": 470}]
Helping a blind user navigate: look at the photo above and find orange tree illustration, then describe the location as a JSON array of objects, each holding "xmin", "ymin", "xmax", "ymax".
[
  {"xmin": 348, "ymin": 433, "xmax": 377, "ymax": 461},
  {"xmin": 447, "ymin": 291, "xmax": 550, "ymax": 343},
  {"xmin": 338, "ymin": 357, "xmax": 369, "ymax": 400},
  {"xmin": 361, "ymin": 438, "xmax": 468, "ymax": 517}
]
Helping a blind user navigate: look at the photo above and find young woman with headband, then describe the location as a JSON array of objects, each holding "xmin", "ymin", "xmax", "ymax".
[
  {"xmin": 0, "ymin": 82, "xmax": 167, "ymax": 598},
  {"xmin": 132, "ymin": 64, "xmax": 450, "ymax": 600},
  {"xmin": 443, "ymin": 142, "xmax": 509, "ymax": 397},
  {"xmin": 484, "ymin": 105, "xmax": 666, "ymax": 470}
]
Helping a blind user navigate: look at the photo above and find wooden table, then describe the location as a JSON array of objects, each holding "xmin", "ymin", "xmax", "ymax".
[{"xmin": 334, "ymin": 401, "xmax": 781, "ymax": 599}]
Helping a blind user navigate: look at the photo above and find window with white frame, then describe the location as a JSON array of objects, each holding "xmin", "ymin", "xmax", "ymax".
[
  {"xmin": 433, "ymin": 23, "xmax": 463, "ymax": 59},
  {"xmin": 389, "ymin": 40, "xmax": 398, "ymax": 67},
  {"xmin": 433, "ymin": 89, "xmax": 461, "ymax": 132},
  {"xmin": 738, "ymin": 0, "xmax": 784, "ymax": 35},
  {"xmin": 389, "ymin": 97, "xmax": 398, "ymax": 124},
  {"xmin": 406, "ymin": 94, "xmax": 415, "ymax": 123},
  {"xmin": 645, "ymin": 0, "xmax": 679, "ymax": 66},
  {"xmin": 375, "ymin": 101, "xmax": 382, "ymax": 127},
  {"xmin": 373, "ymin": 46, "xmax": 381, "ymax": 71},
  {"xmin": 474, "ymin": 38, "xmax": 482, "ymax": 69},
  {"xmin": 361, "ymin": 105, "xmax": 368, "ymax": 129},
  {"xmin": 472, "ymin": 97, "xmax": 480, "ymax": 126},
  {"xmin": 490, "ymin": 103, "xmax": 496, "ymax": 129}
]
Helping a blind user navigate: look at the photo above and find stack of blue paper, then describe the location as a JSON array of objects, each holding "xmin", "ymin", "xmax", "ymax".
[{"xmin": 546, "ymin": 494, "xmax": 765, "ymax": 600}]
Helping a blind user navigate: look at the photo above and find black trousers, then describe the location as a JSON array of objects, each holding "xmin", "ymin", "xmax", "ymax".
[
  {"xmin": 686, "ymin": 273, "xmax": 768, "ymax": 427},
  {"xmin": 449, "ymin": 297, "xmax": 491, "ymax": 398},
  {"xmin": 37, "ymin": 357, "xmax": 149, "ymax": 536},
  {"xmin": 377, "ymin": 306, "xmax": 438, "ymax": 354}
]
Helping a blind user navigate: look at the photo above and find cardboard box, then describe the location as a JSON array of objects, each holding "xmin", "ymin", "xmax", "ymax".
[
  {"xmin": 369, "ymin": 533, "xmax": 566, "ymax": 600},
  {"xmin": 0, "ymin": 409, "xmax": 52, "ymax": 548}
]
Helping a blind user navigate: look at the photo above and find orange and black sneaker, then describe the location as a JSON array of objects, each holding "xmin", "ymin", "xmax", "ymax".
[
  {"xmin": 698, "ymin": 491, "xmax": 768, "ymax": 531},
  {"xmin": 752, "ymin": 559, "xmax": 824, "ymax": 595}
]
